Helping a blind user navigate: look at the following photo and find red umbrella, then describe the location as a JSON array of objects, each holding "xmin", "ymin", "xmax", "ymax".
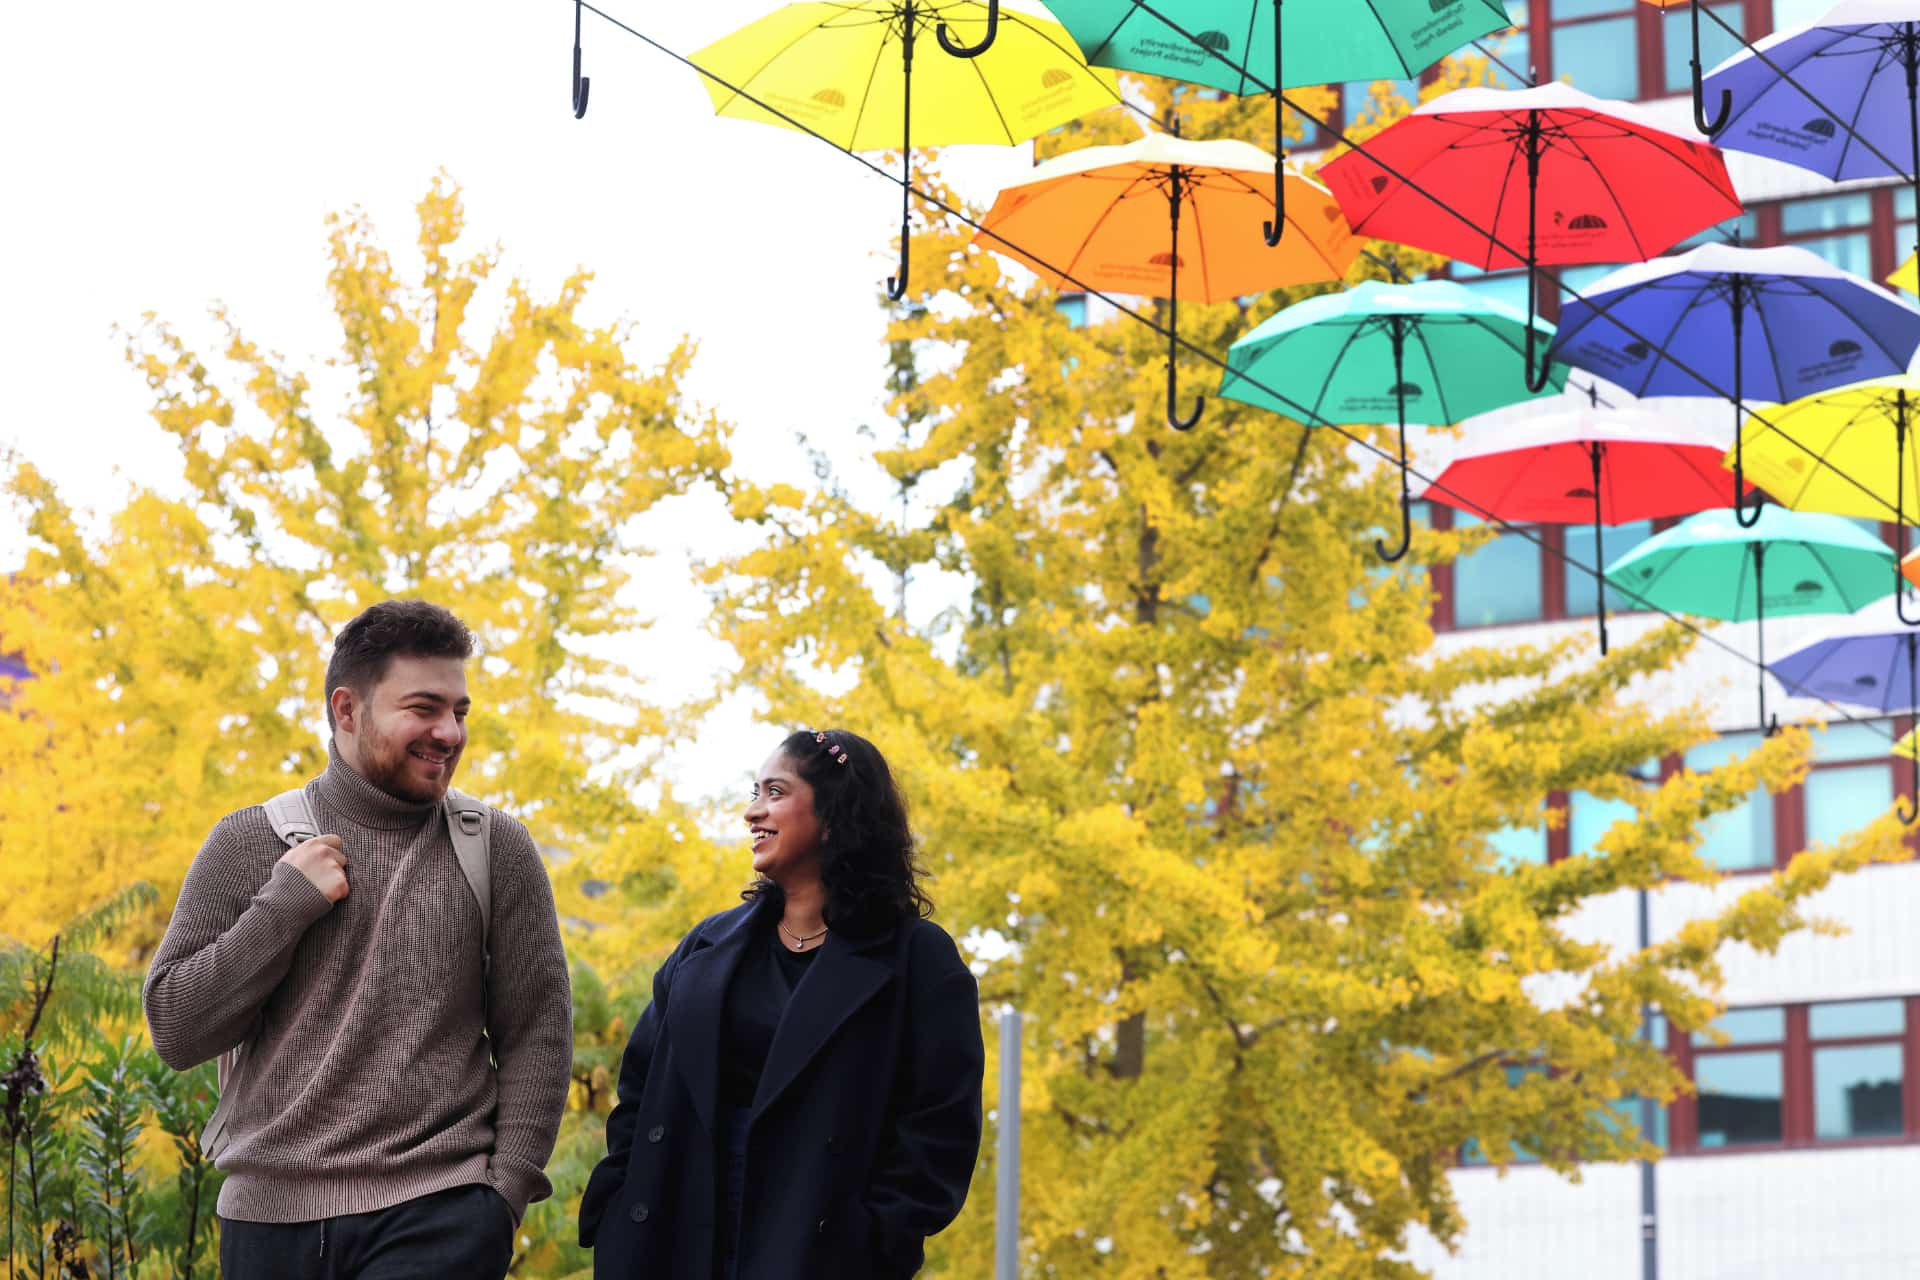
[
  {"xmin": 1423, "ymin": 395, "xmax": 1735, "ymax": 653},
  {"xmin": 1321, "ymin": 82, "xmax": 1741, "ymax": 392}
]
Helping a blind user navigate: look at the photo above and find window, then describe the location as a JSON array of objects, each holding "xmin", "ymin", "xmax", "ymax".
[
  {"xmin": 1662, "ymin": 3, "xmax": 1747, "ymax": 95},
  {"xmin": 1552, "ymin": 5, "xmax": 1640, "ymax": 100},
  {"xmin": 1452, "ymin": 512, "xmax": 1545, "ymax": 627},
  {"xmin": 1811, "ymin": 999, "xmax": 1905, "ymax": 1140},
  {"xmin": 1778, "ymin": 192, "xmax": 1875, "ymax": 276},
  {"xmin": 1670, "ymin": 996, "xmax": 1918, "ymax": 1154},
  {"xmin": 1803, "ymin": 721, "xmax": 1897, "ymax": 849},
  {"xmin": 1771, "ymin": 0, "xmax": 1831, "ymax": 29},
  {"xmin": 1564, "ymin": 520, "xmax": 1653, "ymax": 617},
  {"xmin": 1482, "ymin": 3, "xmax": 1532, "ymax": 90},
  {"xmin": 1056, "ymin": 294, "xmax": 1088, "ymax": 329},
  {"xmin": 1691, "ymin": 1006, "xmax": 1786, "ymax": 1148},
  {"xmin": 1684, "ymin": 732, "xmax": 1775, "ymax": 870},
  {"xmin": 1490, "ymin": 822, "xmax": 1551, "ymax": 868}
]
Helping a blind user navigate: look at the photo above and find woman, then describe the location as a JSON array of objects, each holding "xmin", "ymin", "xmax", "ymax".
[{"xmin": 579, "ymin": 729, "xmax": 985, "ymax": 1279}]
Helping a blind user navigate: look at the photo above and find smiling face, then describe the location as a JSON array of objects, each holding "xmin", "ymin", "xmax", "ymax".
[
  {"xmin": 744, "ymin": 751, "xmax": 825, "ymax": 883},
  {"xmin": 332, "ymin": 654, "xmax": 470, "ymax": 803}
]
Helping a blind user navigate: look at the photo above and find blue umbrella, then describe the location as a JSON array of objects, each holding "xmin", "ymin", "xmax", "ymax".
[
  {"xmin": 1550, "ymin": 242, "xmax": 1920, "ymax": 527},
  {"xmin": 1702, "ymin": 2, "xmax": 1920, "ymax": 268},
  {"xmin": 1771, "ymin": 603, "xmax": 1920, "ymax": 820}
]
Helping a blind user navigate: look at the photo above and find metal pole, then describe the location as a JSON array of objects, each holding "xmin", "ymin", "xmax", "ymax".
[
  {"xmin": 995, "ymin": 1007, "xmax": 1022, "ymax": 1280},
  {"xmin": 1637, "ymin": 888, "xmax": 1659, "ymax": 1280}
]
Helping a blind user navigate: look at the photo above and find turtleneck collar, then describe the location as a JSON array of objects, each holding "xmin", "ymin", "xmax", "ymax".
[{"xmin": 318, "ymin": 740, "xmax": 440, "ymax": 831}]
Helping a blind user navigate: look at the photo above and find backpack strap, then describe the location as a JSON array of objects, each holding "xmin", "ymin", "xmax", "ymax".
[
  {"xmin": 444, "ymin": 789, "xmax": 495, "ymax": 1060},
  {"xmin": 262, "ymin": 787, "xmax": 320, "ymax": 847}
]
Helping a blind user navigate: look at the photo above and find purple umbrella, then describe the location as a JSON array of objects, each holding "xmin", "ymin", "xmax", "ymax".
[
  {"xmin": 1702, "ymin": 2, "xmax": 1920, "ymax": 269},
  {"xmin": 1550, "ymin": 243, "xmax": 1920, "ymax": 527},
  {"xmin": 1770, "ymin": 603, "xmax": 1920, "ymax": 820}
]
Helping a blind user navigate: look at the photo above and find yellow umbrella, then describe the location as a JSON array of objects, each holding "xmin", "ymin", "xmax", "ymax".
[
  {"xmin": 974, "ymin": 130, "xmax": 1358, "ymax": 428},
  {"xmin": 693, "ymin": 1, "xmax": 1120, "ymax": 298},
  {"xmin": 1892, "ymin": 252, "xmax": 1918, "ymax": 296},
  {"xmin": 1738, "ymin": 374, "xmax": 1920, "ymax": 623}
]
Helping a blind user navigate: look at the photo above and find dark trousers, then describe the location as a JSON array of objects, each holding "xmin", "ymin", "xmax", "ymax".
[
  {"xmin": 714, "ymin": 1106, "xmax": 752, "ymax": 1280},
  {"xmin": 220, "ymin": 1183, "xmax": 514, "ymax": 1280}
]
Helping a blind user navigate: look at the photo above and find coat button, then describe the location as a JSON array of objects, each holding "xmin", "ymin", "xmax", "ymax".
[
  {"xmin": 630, "ymin": 1203, "xmax": 650, "ymax": 1223},
  {"xmin": 816, "ymin": 1217, "xmax": 828, "ymax": 1235},
  {"xmin": 648, "ymin": 1125, "xmax": 665, "ymax": 1143}
]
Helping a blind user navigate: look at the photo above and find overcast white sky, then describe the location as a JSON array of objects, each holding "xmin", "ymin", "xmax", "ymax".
[{"xmin": 0, "ymin": 0, "xmax": 1045, "ymax": 805}]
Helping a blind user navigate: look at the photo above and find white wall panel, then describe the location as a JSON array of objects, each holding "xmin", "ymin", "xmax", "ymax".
[
  {"xmin": 1403, "ymin": 1164, "xmax": 1642, "ymax": 1280},
  {"xmin": 1658, "ymin": 1146, "xmax": 1920, "ymax": 1279}
]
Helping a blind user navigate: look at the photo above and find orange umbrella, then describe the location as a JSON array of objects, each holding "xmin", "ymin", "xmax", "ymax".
[
  {"xmin": 1903, "ymin": 544, "xmax": 1920, "ymax": 593},
  {"xmin": 975, "ymin": 130, "xmax": 1357, "ymax": 428}
]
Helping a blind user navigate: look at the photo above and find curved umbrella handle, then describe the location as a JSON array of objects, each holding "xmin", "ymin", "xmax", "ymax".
[
  {"xmin": 1167, "ymin": 352, "xmax": 1203, "ymax": 430},
  {"xmin": 937, "ymin": 0, "xmax": 998, "ymax": 57},
  {"xmin": 572, "ymin": 0, "xmax": 591, "ymax": 119},
  {"xmin": 1374, "ymin": 497, "xmax": 1412, "ymax": 563},
  {"xmin": 1690, "ymin": 0, "xmax": 1731, "ymax": 136},
  {"xmin": 1263, "ymin": 149, "xmax": 1287, "ymax": 247},
  {"xmin": 1901, "ymin": 792, "xmax": 1918, "ymax": 826},
  {"xmin": 1262, "ymin": 0, "xmax": 1286, "ymax": 248}
]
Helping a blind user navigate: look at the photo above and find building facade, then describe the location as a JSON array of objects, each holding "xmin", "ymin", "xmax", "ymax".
[{"xmin": 1392, "ymin": 4, "xmax": 1920, "ymax": 1277}]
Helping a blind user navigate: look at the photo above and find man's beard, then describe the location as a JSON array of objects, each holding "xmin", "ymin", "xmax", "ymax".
[{"xmin": 360, "ymin": 726, "xmax": 458, "ymax": 803}]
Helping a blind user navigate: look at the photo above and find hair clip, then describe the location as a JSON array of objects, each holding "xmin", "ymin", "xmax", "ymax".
[{"xmin": 813, "ymin": 730, "xmax": 850, "ymax": 765}]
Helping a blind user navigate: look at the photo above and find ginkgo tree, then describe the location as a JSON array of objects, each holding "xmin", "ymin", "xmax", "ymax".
[
  {"xmin": 0, "ymin": 177, "xmax": 730, "ymax": 1272},
  {"xmin": 701, "ymin": 79, "xmax": 1914, "ymax": 1280}
]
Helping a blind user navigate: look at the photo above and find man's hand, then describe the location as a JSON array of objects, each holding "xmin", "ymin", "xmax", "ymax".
[{"xmin": 280, "ymin": 834, "xmax": 349, "ymax": 903}]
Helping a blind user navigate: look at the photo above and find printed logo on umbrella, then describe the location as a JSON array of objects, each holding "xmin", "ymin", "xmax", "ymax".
[
  {"xmin": 1149, "ymin": 252, "xmax": 1186, "ymax": 268},
  {"xmin": 1762, "ymin": 580, "xmax": 1827, "ymax": 608},
  {"xmin": 1739, "ymin": 118, "xmax": 1837, "ymax": 155},
  {"xmin": 1565, "ymin": 338, "xmax": 1650, "ymax": 373},
  {"xmin": 1019, "ymin": 69, "xmax": 1084, "ymax": 118},
  {"xmin": 1793, "ymin": 339, "xmax": 1865, "ymax": 385}
]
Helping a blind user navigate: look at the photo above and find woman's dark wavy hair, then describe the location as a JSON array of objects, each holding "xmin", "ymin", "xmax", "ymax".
[{"xmin": 743, "ymin": 728, "xmax": 934, "ymax": 930}]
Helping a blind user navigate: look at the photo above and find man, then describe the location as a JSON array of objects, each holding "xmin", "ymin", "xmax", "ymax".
[{"xmin": 144, "ymin": 600, "xmax": 572, "ymax": 1278}]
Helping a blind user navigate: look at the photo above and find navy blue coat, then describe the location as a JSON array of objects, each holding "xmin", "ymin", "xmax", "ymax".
[{"xmin": 578, "ymin": 895, "xmax": 985, "ymax": 1279}]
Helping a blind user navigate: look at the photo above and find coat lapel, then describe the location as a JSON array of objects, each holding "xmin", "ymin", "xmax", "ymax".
[
  {"xmin": 750, "ymin": 920, "xmax": 899, "ymax": 1121},
  {"xmin": 667, "ymin": 898, "xmax": 767, "ymax": 1138}
]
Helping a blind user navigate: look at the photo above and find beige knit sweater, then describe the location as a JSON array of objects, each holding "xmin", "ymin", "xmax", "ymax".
[{"xmin": 143, "ymin": 748, "xmax": 573, "ymax": 1223}]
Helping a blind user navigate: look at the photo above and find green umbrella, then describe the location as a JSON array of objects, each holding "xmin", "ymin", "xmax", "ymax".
[
  {"xmin": 1042, "ymin": 0, "xmax": 1516, "ymax": 242},
  {"xmin": 1606, "ymin": 505, "xmax": 1895, "ymax": 733},
  {"xmin": 1220, "ymin": 278, "xmax": 1565, "ymax": 561}
]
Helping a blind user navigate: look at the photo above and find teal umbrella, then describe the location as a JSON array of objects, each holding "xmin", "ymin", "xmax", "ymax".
[
  {"xmin": 1606, "ymin": 505, "xmax": 1895, "ymax": 733},
  {"xmin": 1220, "ymin": 278, "xmax": 1565, "ymax": 560},
  {"xmin": 1042, "ymin": 0, "xmax": 1516, "ymax": 243}
]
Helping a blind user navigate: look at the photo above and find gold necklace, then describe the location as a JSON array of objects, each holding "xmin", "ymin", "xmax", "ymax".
[{"xmin": 779, "ymin": 919, "xmax": 829, "ymax": 951}]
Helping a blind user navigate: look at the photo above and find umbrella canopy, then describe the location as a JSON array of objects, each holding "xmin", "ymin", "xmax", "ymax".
[
  {"xmin": 1905, "ymin": 543, "xmax": 1920, "ymax": 591},
  {"xmin": 1701, "ymin": 2, "xmax": 1920, "ymax": 265},
  {"xmin": 1550, "ymin": 243, "xmax": 1920, "ymax": 525},
  {"xmin": 976, "ymin": 130, "xmax": 1359, "ymax": 428},
  {"xmin": 1422, "ymin": 400, "xmax": 1734, "ymax": 650},
  {"xmin": 976, "ymin": 132, "xmax": 1356, "ymax": 300},
  {"xmin": 1606, "ymin": 505, "xmax": 1895, "ymax": 730},
  {"xmin": 1739, "ymin": 376, "xmax": 1920, "ymax": 623},
  {"xmin": 1220, "ymin": 279, "xmax": 1566, "ymax": 560},
  {"xmin": 1042, "ymin": 0, "xmax": 1515, "ymax": 92},
  {"xmin": 1769, "ymin": 602, "xmax": 1920, "ymax": 715},
  {"xmin": 693, "ymin": 1, "xmax": 1122, "ymax": 296},
  {"xmin": 1319, "ymin": 83, "xmax": 1742, "ymax": 389},
  {"xmin": 1609, "ymin": 505, "xmax": 1894, "ymax": 623},
  {"xmin": 1424, "ymin": 405, "xmax": 1733, "ymax": 526},
  {"xmin": 1039, "ymin": 0, "xmax": 1515, "ymax": 241},
  {"xmin": 1894, "ymin": 252, "xmax": 1918, "ymax": 295},
  {"xmin": 1739, "ymin": 376, "xmax": 1920, "ymax": 526}
]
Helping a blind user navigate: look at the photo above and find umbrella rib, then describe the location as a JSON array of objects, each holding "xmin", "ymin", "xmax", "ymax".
[
  {"xmin": 1062, "ymin": 178, "xmax": 1155, "ymax": 289},
  {"xmin": 1714, "ymin": 24, "xmax": 1851, "ymax": 138},
  {"xmin": 1814, "ymin": 280, "xmax": 1920, "ymax": 370},
  {"xmin": 1551, "ymin": 127, "xmax": 1675, "ymax": 266},
  {"xmin": 1642, "ymin": 279, "xmax": 1716, "ymax": 402},
  {"xmin": 1236, "ymin": 4, "xmax": 1261, "ymax": 98},
  {"xmin": 959, "ymin": 37, "xmax": 1017, "ymax": 145},
  {"xmin": 1356, "ymin": 0, "xmax": 1414, "ymax": 79},
  {"xmin": 1829, "ymin": 41, "xmax": 1897, "ymax": 181},
  {"xmin": 1809, "ymin": 402, "xmax": 1890, "ymax": 517},
  {"xmin": 1187, "ymin": 173, "xmax": 1216, "ymax": 303},
  {"xmin": 1746, "ymin": 291, "xmax": 1797, "ymax": 419},
  {"xmin": 1405, "ymin": 320, "xmax": 1453, "ymax": 425},
  {"xmin": 1803, "ymin": 539, "xmax": 1877, "ymax": 613},
  {"xmin": 847, "ymin": 12, "xmax": 897, "ymax": 150},
  {"xmin": 709, "ymin": 9, "xmax": 839, "ymax": 118},
  {"xmin": 1311, "ymin": 320, "xmax": 1378, "ymax": 423},
  {"xmin": 1478, "ymin": 132, "xmax": 1528, "ymax": 270}
]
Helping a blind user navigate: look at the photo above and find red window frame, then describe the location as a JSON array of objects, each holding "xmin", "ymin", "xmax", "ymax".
[{"xmin": 1665, "ymin": 996, "xmax": 1920, "ymax": 1155}]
